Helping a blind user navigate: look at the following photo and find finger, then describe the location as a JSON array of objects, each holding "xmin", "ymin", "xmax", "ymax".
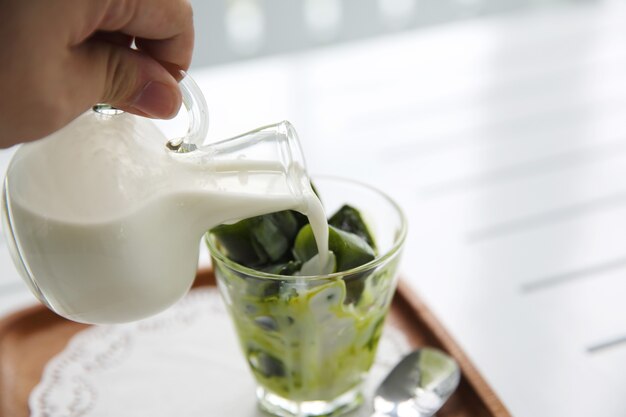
[
  {"xmin": 73, "ymin": 40, "xmax": 182, "ymax": 119},
  {"xmin": 71, "ymin": 0, "xmax": 194, "ymax": 70}
]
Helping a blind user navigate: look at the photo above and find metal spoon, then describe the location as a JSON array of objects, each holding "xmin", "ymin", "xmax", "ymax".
[{"xmin": 372, "ymin": 347, "xmax": 461, "ymax": 417}]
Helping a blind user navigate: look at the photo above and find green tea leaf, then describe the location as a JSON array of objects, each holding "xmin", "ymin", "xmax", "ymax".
[
  {"xmin": 261, "ymin": 260, "xmax": 303, "ymax": 276},
  {"xmin": 210, "ymin": 210, "xmax": 304, "ymax": 267},
  {"xmin": 267, "ymin": 212, "xmax": 301, "ymax": 241},
  {"xmin": 211, "ymin": 218, "xmax": 267, "ymax": 266},
  {"xmin": 329, "ymin": 205, "xmax": 377, "ymax": 252},
  {"xmin": 252, "ymin": 216, "xmax": 290, "ymax": 262},
  {"xmin": 293, "ymin": 224, "xmax": 375, "ymax": 272},
  {"xmin": 247, "ymin": 348, "xmax": 286, "ymax": 378}
]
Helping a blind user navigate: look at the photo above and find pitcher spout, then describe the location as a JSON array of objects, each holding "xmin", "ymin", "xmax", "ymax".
[{"xmin": 168, "ymin": 121, "xmax": 313, "ymax": 232}]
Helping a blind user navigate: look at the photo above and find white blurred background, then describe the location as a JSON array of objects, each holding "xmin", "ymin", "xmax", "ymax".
[
  {"xmin": 189, "ymin": 0, "xmax": 595, "ymax": 67},
  {"xmin": 3, "ymin": 1, "xmax": 626, "ymax": 416}
]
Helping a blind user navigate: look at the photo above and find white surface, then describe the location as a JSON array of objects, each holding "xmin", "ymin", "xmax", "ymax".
[
  {"xmin": 29, "ymin": 287, "xmax": 410, "ymax": 417},
  {"xmin": 2, "ymin": 2, "xmax": 626, "ymax": 416}
]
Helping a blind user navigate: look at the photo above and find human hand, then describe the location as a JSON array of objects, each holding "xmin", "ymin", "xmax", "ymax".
[{"xmin": 0, "ymin": 0, "xmax": 194, "ymax": 147}]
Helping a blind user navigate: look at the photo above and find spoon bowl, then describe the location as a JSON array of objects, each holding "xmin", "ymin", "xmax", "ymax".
[{"xmin": 373, "ymin": 347, "xmax": 461, "ymax": 417}]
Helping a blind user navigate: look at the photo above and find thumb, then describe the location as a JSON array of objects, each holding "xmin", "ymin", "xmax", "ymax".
[{"xmin": 76, "ymin": 41, "xmax": 182, "ymax": 119}]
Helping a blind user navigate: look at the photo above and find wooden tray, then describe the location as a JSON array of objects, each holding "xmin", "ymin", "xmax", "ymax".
[{"xmin": 0, "ymin": 269, "xmax": 510, "ymax": 417}]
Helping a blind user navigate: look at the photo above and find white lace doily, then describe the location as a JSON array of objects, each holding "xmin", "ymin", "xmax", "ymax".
[{"xmin": 30, "ymin": 288, "xmax": 411, "ymax": 417}]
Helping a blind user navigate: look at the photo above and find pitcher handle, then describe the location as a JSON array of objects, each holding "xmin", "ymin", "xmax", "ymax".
[{"xmin": 166, "ymin": 71, "xmax": 209, "ymax": 152}]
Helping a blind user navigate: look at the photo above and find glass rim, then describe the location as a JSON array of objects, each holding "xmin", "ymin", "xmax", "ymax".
[{"xmin": 205, "ymin": 175, "xmax": 408, "ymax": 281}]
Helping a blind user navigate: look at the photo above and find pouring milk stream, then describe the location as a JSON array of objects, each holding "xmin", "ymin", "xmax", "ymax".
[{"xmin": 1, "ymin": 74, "xmax": 329, "ymax": 324}]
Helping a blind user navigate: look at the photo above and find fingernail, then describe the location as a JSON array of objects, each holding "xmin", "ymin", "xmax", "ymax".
[{"xmin": 131, "ymin": 81, "xmax": 180, "ymax": 119}]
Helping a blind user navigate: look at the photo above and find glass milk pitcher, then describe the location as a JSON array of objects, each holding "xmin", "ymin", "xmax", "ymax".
[{"xmin": 2, "ymin": 74, "xmax": 316, "ymax": 324}]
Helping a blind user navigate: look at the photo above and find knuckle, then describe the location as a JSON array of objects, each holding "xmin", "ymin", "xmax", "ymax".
[
  {"xmin": 182, "ymin": 1, "xmax": 194, "ymax": 22},
  {"xmin": 99, "ymin": 0, "xmax": 134, "ymax": 30},
  {"xmin": 171, "ymin": 0, "xmax": 194, "ymax": 27}
]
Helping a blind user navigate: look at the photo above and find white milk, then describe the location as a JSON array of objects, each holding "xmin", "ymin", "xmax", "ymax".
[{"xmin": 4, "ymin": 112, "xmax": 328, "ymax": 323}]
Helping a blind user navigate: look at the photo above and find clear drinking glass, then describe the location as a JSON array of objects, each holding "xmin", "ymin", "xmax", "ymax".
[{"xmin": 206, "ymin": 176, "xmax": 407, "ymax": 417}]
